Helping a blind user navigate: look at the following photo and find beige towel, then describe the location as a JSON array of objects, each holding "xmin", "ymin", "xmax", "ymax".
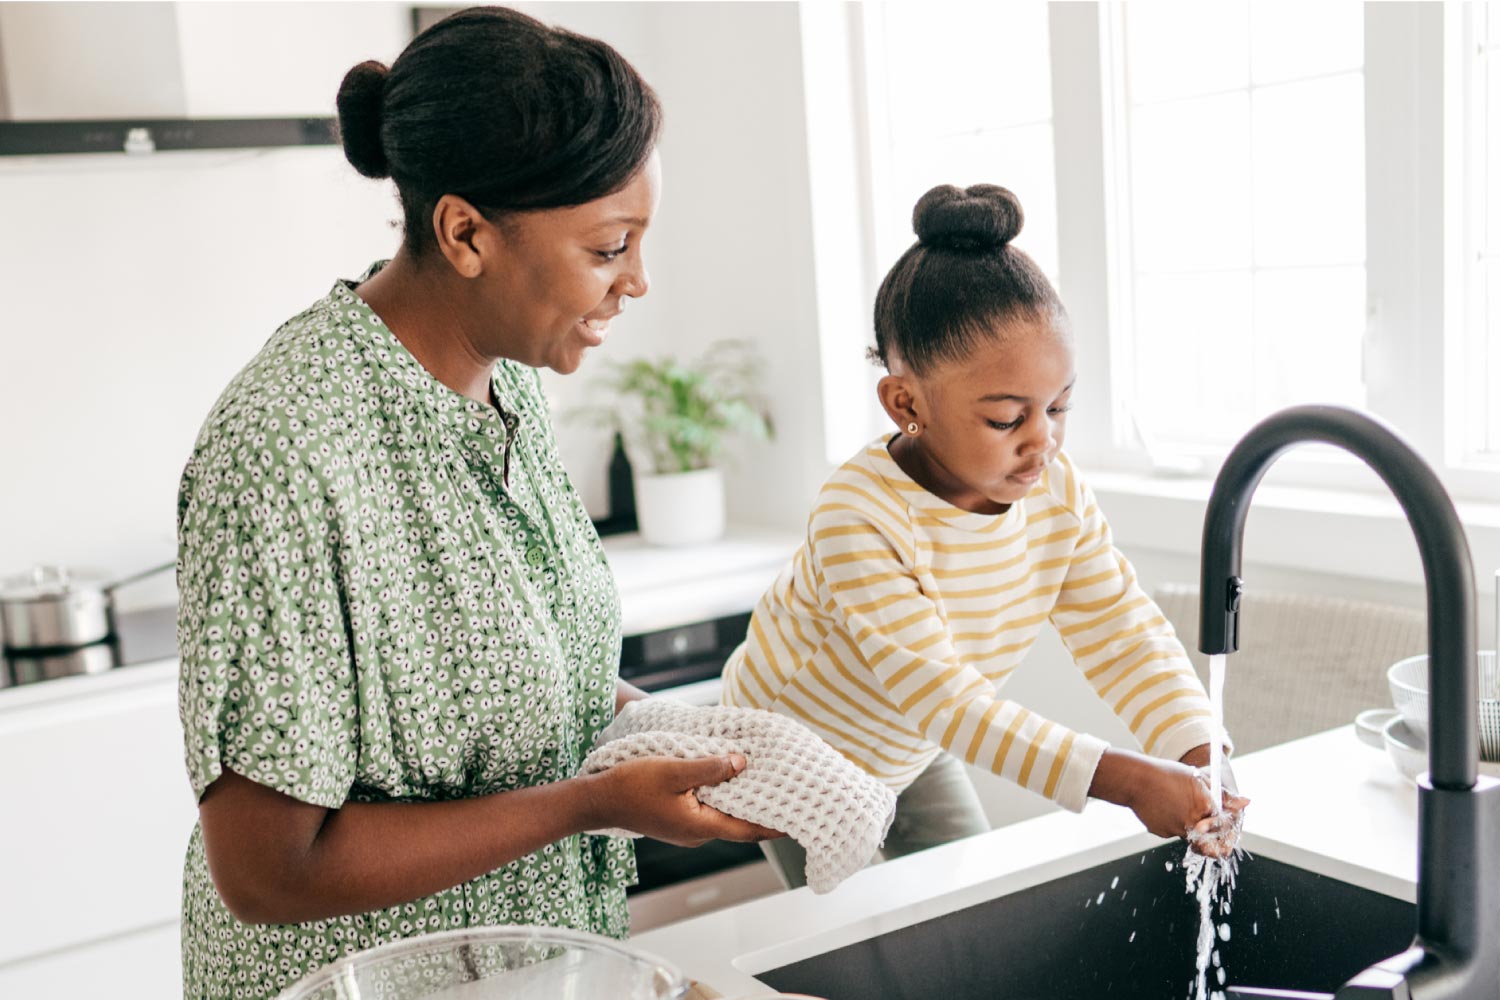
[{"xmin": 583, "ymin": 700, "xmax": 896, "ymax": 893}]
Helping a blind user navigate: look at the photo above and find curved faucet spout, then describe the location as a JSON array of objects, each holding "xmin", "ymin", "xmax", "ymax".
[
  {"xmin": 1201, "ymin": 405, "xmax": 1499, "ymax": 999},
  {"xmin": 1198, "ymin": 404, "xmax": 1476, "ymax": 789}
]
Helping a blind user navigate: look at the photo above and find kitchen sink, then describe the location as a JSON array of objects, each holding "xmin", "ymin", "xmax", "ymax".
[{"xmin": 754, "ymin": 842, "xmax": 1415, "ymax": 1000}]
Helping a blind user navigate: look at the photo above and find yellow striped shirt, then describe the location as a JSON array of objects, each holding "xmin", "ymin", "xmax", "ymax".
[{"xmin": 721, "ymin": 438, "xmax": 1218, "ymax": 811}]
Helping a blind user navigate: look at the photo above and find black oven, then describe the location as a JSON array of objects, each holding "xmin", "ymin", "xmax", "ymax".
[
  {"xmin": 619, "ymin": 610, "xmax": 750, "ymax": 694},
  {"xmin": 616, "ymin": 610, "xmax": 768, "ymax": 894}
]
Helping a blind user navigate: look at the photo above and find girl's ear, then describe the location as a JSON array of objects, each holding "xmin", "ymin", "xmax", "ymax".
[{"xmin": 878, "ymin": 373, "xmax": 923, "ymax": 432}]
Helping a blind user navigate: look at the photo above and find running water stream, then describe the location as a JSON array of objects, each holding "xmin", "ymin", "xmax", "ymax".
[
  {"xmin": 1208, "ymin": 653, "xmax": 1226, "ymax": 809},
  {"xmin": 1186, "ymin": 652, "xmax": 1237, "ymax": 1000}
]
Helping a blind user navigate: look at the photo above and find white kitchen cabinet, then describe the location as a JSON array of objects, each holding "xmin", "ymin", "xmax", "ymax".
[
  {"xmin": 0, "ymin": 921, "xmax": 180, "ymax": 1000},
  {"xmin": 0, "ymin": 662, "xmax": 196, "ymax": 974}
]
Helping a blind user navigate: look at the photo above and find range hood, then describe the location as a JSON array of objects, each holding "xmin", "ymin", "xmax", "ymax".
[{"xmin": 0, "ymin": 2, "xmax": 410, "ymax": 156}]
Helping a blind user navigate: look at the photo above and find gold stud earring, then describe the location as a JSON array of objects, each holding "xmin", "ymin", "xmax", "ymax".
[{"xmin": 906, "ymin": 421, "xmax": 919, "ymax": 435}]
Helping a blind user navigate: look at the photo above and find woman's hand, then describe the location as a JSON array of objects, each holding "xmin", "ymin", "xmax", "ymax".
[
  {"xmin": 1088, "ymin": 748, "xmax": 1249, "ymax": 858},
  {"xmin": 582, "ymin": 754, "xmax": 784, "ymax": 847}
]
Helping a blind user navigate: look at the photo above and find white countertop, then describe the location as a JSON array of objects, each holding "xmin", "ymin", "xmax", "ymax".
[
  {"xmin": 605, "ymin": 525, "xmax": 800, "ymax": 635},
  {"xmin": 634, "ymin": 726, "xmax": 1425, "ymax": 996}
]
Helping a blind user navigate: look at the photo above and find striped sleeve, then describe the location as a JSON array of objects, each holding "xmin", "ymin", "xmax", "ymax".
[
  {"xmin": 1047, "ymin": 460, "xmax": 1224, "ymax": 762},
  {"xmin": 810, "ymin": 501, "xmax": 1108, "ymax": 811}
]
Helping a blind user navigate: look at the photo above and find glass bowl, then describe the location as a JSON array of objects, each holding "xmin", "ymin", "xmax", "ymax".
[{"xmin": 273, "ymin": 925, "xmax": 690, "ymax": 1000}]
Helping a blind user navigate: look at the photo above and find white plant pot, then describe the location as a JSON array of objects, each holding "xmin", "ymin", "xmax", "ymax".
[{"xmin": 634, "ymin": 467, "xmax": 726, "ymax": 547}]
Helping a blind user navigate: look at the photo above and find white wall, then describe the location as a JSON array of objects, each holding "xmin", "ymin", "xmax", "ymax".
[
  {"xmin": 0, "ymin": 2, "xmax": 826, "ymax": 608},
  {"xmin": 525, "ymin": 1, "xmax": 830, "ymax": 530},
  {"xmin": 638, "ymin": 1, "xmax": 829, "ymax": 531},
  {"xmin": 0, "ymin": 145, "xmax": 404, "ymax": 604}
]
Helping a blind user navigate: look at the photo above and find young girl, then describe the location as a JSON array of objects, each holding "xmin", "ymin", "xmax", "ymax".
[{"xmin": 722, "ymin": 183, "xmax": 1247, "ymax": 887}]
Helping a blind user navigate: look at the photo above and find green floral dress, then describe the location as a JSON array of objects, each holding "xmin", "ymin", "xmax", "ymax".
[{"xmin": 176, "ymin": 265, "xmax": 633, "ymax": 999}]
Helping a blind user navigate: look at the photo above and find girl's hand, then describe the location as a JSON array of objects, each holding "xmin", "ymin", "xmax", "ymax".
[
  {"xmin": 1178, "ymin": 743, "xmax": 1250, "ymax": 858},
  {"xmin": 1187, "ymin": 788, "xmax": 1251, "ymax": 859},
  {"xmin": 582, "ymin": 754, "xmax": 785, "ymax": 847},
  {"xmin": 1089, "ymin": 748, "xmax": 1250, "ymax": 857}
]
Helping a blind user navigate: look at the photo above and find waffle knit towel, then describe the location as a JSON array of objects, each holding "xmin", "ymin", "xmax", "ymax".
[{"xmin": 582, "ymin": 699, "xmax": 898, "ymax": 893}]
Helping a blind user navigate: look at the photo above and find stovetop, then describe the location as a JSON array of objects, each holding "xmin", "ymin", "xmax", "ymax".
[{"xmin": 1, "ymin": 605, "xmax": 178, "ymax": 688}]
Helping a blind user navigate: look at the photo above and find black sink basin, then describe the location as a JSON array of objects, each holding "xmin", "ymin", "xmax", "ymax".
[{"xmin": 756, "ymin": 842, "xmax": 1415, "ymax": 1000}]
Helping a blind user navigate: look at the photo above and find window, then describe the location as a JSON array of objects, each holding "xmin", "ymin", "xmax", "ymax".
[
  {"xmin": 1112, "ymin": 1, "xmax": 1366, "ymax": 452},
  {"xmin": 862, "ymin": 3, "xmax": 1058, "ymax": 284},
  {"xmin": 1462, "ymin": 0, "xmax": 1500, "ymax": 464}
]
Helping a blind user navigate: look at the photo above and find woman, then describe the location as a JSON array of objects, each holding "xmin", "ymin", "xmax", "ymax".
[{"xmin": 176, "ymin": 8, "xmax": 775, "ymax": 997}]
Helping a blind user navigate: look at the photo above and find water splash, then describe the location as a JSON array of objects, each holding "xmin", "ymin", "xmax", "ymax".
[{"xmin": 1184, "ymin": 841, "xmax": 1241, "ymax": 1000}]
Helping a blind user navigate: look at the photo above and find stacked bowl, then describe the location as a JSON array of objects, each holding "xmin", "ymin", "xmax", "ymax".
[{"xmin": 1355, "ymin": 651, "xmax": 1500, "ymax": 782}]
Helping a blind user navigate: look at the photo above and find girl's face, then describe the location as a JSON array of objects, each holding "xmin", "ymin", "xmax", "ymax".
[
  {"xmin": 880, "ymin": 319, "xmax": 1075, "ymax": 514},
  {"xmin": 471, "ymin": 151, "xmax": 661, "ymax": 374}
]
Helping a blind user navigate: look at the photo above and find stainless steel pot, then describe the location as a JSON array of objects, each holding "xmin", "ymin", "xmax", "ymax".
[
  {"xmin": 6, "ymin": 641, "xmax": 118, "ymax": 684},
  {"xmin": 0, "ymin": 566, "xmax": 113, "ymax": 649},
  {"xmin": 0, "ymin": 561, "xmax": 174, "ymax": 651}
]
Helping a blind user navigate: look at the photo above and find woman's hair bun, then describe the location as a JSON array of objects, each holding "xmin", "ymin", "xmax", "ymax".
[
  {"xmin": 912, "ymin": 183, "xmax": 1024, "ymax": 252},
  {"xmin": 336, "ymin": 60, "xmax": 391, "ymax": 179}
]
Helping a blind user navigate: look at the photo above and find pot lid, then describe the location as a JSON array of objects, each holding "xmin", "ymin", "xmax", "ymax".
[{"xmin": 0, "ymin": 565, "xmax": 105, "ymax": 602}]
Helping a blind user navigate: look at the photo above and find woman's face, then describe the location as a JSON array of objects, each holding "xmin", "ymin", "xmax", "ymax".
[
  {"xmin": 882, "ymin": 319, "xmax": 1076, "ymax": 514},
  {"xmin": 476, "ymin": 151, "xmax": 661, "ymax": 374}
]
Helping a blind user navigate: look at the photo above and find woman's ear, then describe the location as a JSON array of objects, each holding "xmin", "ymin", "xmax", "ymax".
[
  {"xmin": 877, "ymin": 373, "xmax": 923, "ymax": 433},
  {"xmin": 431, "ymin": 194, "xmax": 491, "ymax": 278}
]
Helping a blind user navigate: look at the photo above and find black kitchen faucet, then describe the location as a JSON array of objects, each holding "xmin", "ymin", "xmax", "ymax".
[{"xmin": 1200, "ymin": 405, "xmax": 1499, "ymax": 1000}]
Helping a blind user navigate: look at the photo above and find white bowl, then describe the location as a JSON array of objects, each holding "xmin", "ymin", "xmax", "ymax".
[
  {"xmin": 1386, "ymin": 650, "xmax": 1500, "ymax": 759},
  {"xmin": 1355, "ymin": 707, "xmax": 1500, "ymax": 785},
  {"xmin": 1380, "ymin": 715, "xmax": 1429, "ymax": 784}
]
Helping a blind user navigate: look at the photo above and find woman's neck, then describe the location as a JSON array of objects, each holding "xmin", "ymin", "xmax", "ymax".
[{"xmin": 356, "ymin": 251, "xmax": 497, "ymax": 407}]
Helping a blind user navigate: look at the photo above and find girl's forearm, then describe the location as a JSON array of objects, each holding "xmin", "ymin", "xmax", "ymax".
[
  {"xmin": 1178, "ymin": 742, "xmax": 1240, "ymax": 794},
  {"xmin": 1090, "ymin": 744, "xmax": 1235, "ymax": 807},
  {"xmin": 1178, "ymin": 743, "xmax": 1212, "ymax": 767},
  {"xmin": 1087, "ymin": 746, "xmax": 1148, "ymax": 807}
]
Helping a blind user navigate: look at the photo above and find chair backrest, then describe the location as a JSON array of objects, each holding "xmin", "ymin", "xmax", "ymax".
[{"xmin": 1152, "ymin": 582, "xmax": 1427, "ymax": 755}]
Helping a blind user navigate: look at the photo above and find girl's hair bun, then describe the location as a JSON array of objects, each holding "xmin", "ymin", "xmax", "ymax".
[
  {"xmin": 912, "ymin": 183, "xmax": 1024, "ymax": 252},
  {"xmin": 336, "ymin": 60, "xmax": 391, "ymax": 179}
]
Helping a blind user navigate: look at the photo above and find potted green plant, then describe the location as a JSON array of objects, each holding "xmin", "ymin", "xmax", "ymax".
[{"xmin": 577, "ymin": 340, "xmax": 773, "ymax": 546}]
